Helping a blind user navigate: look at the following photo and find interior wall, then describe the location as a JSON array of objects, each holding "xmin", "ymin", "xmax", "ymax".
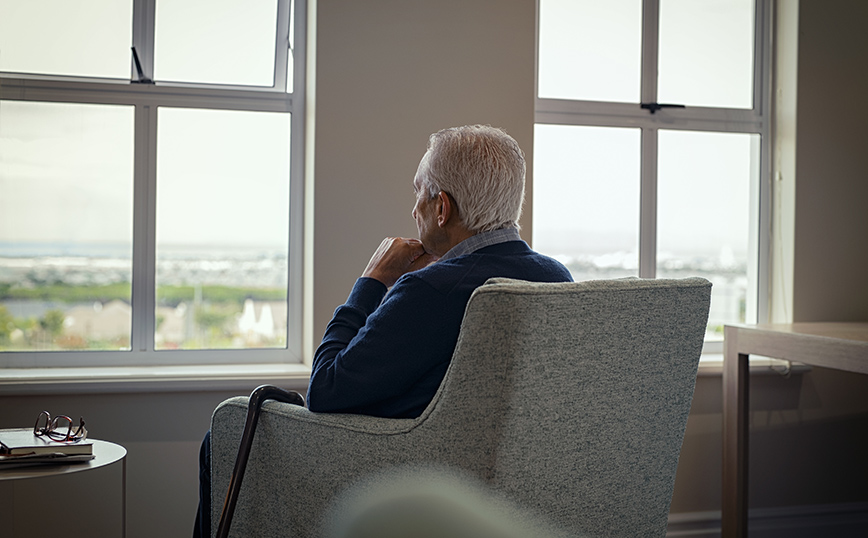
[
  {"xmin": 311, "ymin": 0, "xmax": 536, "ymax": 343},
  {"xmin": 789, "ymin": 0, "xmax": 868, "ymax": 322}
]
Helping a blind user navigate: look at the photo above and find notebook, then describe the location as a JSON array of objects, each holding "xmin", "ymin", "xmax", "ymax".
[{"xmin": 0, "ymin": 428, "xmax": 93, "ymax": 456}]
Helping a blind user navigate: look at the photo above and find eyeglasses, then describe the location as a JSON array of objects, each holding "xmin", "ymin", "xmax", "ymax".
[{"xmin": 33, "ymin": 411, "xmax": 88, "ymax": 443}]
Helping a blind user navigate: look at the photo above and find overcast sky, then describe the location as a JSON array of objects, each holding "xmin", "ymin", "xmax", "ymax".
[
  {"xmin": 0, "ymin": 0, "xmax": 289, "ymax": 249},
  {"xmin": 1, "ymin": 0, "xmax": 754, "ymax": 260},
  {"xmin": 534, "ymin": 0, "xmax": 754, "ymax": 258}
]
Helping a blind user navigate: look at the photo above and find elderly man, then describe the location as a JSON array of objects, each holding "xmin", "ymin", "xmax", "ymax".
[
  {"xmin": 306, "ymin": 124, "xmax": 572, "ymax": 418},
  {"xmin": 194, "ymin": 125, "xmax": 571, "ymax": 537}
]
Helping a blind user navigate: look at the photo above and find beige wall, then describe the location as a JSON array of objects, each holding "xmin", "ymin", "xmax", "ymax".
[
  {"xmin": 2, "ymin": 1, "xmax": 867, "ymax": 536},
  {"xmin": 788, "ymin": 0, "xmax": 868, "ymax": 322},
  {"xmin": 311, "ymin": 0, "xmax": 536, "ymax": 342}
]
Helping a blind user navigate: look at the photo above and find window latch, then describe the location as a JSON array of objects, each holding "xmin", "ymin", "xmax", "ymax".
[
  {"xmin": 640, "ymin": 102, "xmax": 685, "ymax": 114},
  {"xmin": 131, "ymin": 47, "xmax": 153, "ymax": 84}
]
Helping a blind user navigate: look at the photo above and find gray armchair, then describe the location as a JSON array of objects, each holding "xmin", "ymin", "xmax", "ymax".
[{"xmin": 210, "ymin": 277, "xmax": 711, "ymax": 538}]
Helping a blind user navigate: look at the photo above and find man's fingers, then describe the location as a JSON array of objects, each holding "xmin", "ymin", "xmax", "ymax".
[
  {"xmin": 363, "ymin": 237, "xmax": 430, "ymax": 287},
  {"xmin": 408, "ymin": 251, "xmax": 438, "ymax": 271}
]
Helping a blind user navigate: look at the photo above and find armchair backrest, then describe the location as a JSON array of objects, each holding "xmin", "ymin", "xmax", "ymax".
[
  {"xmin": 424, "ymin": 277, "xmax": 711, "ymax": 537},
  {"xmin": 209, "ymin": 277, "xmax": 711, "ymax": 538}
]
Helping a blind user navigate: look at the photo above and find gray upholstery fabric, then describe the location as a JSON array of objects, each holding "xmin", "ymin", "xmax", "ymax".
[{"xmin": 210, "ymin": 277, "xmax": 711, "ymax": 538}]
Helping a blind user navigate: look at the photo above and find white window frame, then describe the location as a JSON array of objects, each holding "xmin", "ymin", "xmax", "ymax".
[
  {"xmin": 535, "ymin": 0, "xmax": 773, "ymax": 354},
  {"xmin": 0, "ymin": 0, "xmax": 307, "ymax": 368}
]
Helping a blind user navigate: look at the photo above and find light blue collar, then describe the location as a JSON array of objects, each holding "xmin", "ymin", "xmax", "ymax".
[{"xmin": 439, "ymin": 227, "xmax": 522, "ymax": 261}]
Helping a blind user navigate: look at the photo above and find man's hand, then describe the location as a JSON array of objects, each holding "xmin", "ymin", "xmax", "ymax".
[{"xmin": 362, "ymin": 237, "xmax": 438, "ymax": 287}]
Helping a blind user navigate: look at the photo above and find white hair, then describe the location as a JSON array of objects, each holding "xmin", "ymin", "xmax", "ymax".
[{"xmin": 418, "ymin": 125, "xmax": 525, "ymax": 233}]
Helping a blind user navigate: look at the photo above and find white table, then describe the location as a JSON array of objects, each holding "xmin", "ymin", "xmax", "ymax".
[
  {"xmin": 0, "ymin": 439, "xmax": 127, "ymax": 537},
  {"xmin": 722, "ymin": 322, "xmax": 868, "ymax": 537}
]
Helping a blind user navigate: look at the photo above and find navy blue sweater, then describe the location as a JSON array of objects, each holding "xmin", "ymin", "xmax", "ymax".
[{"xmin": 307, "ymin": 240, "xmax": 573, "ymax": 418}]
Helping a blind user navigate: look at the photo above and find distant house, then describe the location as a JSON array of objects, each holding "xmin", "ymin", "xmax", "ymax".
[
  {"xmin": 238, "ymin": 299, "xmax": 287, "ymax": 345},
  {"xmin": 152, "ymin": 299, "xmax": 287, "ymax": 348},
  {"xmin": 155, "ymin": 303, "xmax": 190, "ymax": 348},
  {"xmin": 238, "ymin": 299, "xmax": 273, "ymax": 341},
  {"xmin": 64, "ymin": 300, "xmax": 131, "ymax": 341}
]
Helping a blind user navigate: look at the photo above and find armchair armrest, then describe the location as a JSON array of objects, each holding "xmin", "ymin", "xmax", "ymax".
[
  {"xmin": 210, "ymin": 396, "xmax": 444, "ymax": 538},
  {"xmin": 216, "ymin": 385, "xmax": 305, "ymax": 538}
]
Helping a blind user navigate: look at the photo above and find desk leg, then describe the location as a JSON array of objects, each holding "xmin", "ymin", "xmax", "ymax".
[{"xmin": 723, "ymin": 326, "xmax": 749, "ymax": 538}]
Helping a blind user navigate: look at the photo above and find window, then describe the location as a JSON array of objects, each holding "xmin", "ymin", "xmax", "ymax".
[
  {"xmin": 0, "ymin": 0, "xmax": 306, "ymax": 366},
  {"xmin": 534, "ymin": 0, "xmax": 770, "ymax": 352}
]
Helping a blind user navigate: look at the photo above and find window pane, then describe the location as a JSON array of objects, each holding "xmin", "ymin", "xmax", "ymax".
[
  {"xmin": 154, "ymin": 0, "xmax": 278, "ymax": 86},
  {"xmin": 658, "ymin": 0, "xmax": 755, "ymax": 109},
  {"xmin": 533, "ymin": 124, "xmax": 641, "ymax": 281},
  {"xmin": 0, "ymin": 101, "xmax": 134, "ymax": 351},
  {"xmin": 0, "ymin": 0, "xmax": 132, "ymax": 79},
  {"xmin": 538, "ymin": 0, "xmax": 642, "ymax": 102},
  {"xmin": 155, "ymin": 108, "xmax": 291, "ymax": 350},
  {"xmin": 657, "ymin": 130, "xmax": 756, "ymax": 340}
]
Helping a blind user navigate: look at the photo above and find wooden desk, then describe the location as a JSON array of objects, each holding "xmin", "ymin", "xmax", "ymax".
[{"xmin": 722, "ymin": 322, "xmax": 868, "ymax": 537}]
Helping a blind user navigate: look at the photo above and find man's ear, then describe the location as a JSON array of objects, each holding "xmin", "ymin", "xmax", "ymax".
[{"xmin": 436, "ymin": 191, "xmax": 453, "ymax": 227}]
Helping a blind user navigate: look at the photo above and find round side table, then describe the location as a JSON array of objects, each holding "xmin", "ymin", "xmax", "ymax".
[{"xmin": 0, "ymin": 439, "xmax": 127, "ymax": 537}]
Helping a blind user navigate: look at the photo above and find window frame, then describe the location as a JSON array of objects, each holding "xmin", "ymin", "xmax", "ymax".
[
  {"xmin": 534, "ymin": 0, "xmax": 773, "ymax": 353},
  {"xmin": 0, "ymin": 0, "xmax": 307, "ymax": 368}
]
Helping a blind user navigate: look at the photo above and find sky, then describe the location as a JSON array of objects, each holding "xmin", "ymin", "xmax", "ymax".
[
  {"xmin": 0, "ymin": 100, "xmax": 291, "ymax": 249},
  {"xmin": 0, "ymin": 0, "xmax": 290, "ymax": 249},
  {"xmin": 1, "ymin": 0, "xmax": 755, "ymax": 261},
  {"xmin": 534, "ymin": 0, "xmax": 755, "ymax": 259}
]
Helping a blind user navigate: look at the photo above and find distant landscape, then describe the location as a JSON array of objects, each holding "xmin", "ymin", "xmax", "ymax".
[
  {"xmin": 0, "ymin": 242, "xmax": 288, "ymax": 351},
  {"xmin": 0, "ymin": 240, "xmax": 746, "ymax": 352}
]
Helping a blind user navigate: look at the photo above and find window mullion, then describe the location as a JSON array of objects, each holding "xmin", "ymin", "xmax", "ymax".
[
  {"xmin": 132, "ymin": 0, "xmax": 156, "ymax": 82},
  {"xmin": 640, "ymin": 0, "xmax": 660, "ymax": 106},
  {"xmin": 286, "ymin": 0, "xmax": 308, "ymax": 362},
  {"xmin": 755, "ymin": 0, "xmax": 773, "ymax": 324},
  {"xmin": 639, "ymin": 128, "xmax": 658, "ymax": 279},
  {"xmin": 536, "ymin": 100, "xmax": 764, "ymax": 134},
  {"xmin": 639, "ymin": 0, "xmax": 660, "ymax": 279},
  {"xmin": 130, "ymin": 105, "xmax": 157, "ymax": 353}
]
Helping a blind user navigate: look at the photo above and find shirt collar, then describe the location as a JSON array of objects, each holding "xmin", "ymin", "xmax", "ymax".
[{"xmin": 439, "ymin": 227, "xmax": 522, "ymax": 261}]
